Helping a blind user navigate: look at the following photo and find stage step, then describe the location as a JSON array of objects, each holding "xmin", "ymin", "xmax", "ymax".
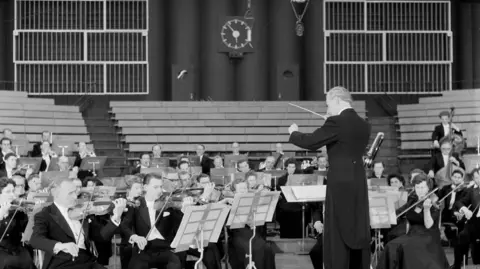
[
  {"xmin": 268, "ymin": 236, "xmax": 316, "ymax": 254},
  {"xmin": 276, "ymin": 253, "xmax": 314, "ymax": 269}
]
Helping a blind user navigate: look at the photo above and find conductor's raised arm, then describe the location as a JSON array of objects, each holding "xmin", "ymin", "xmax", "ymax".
[{"xmin": 288, "ymin": 117, "xmax": 339, "ymax": 151}]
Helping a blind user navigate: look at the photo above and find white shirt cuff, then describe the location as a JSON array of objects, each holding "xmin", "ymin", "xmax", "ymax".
[
  {"xmin": 53, "ymin": 242, "xmax": 62, "ymax": 254},
  {"xmin": 110, "ymin": 216, "xmax": 121, "ymax": 226}
]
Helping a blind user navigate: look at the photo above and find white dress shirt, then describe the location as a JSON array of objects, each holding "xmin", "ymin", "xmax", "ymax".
[
  {"xmin": 54, "ymin": 202, "xmax": 86, "ymax": 250},
  {"xmin": 43, "ymin": 154, "xmax": 51, "ymax": 171},
  {"xmin": 145, "ymin": 200, "xmax": 165, "ymax": 241},
  {"xmin": 449, "ymin": 185, "xmax": 456, "ymax": 210},
  {"xmin": 6, "ymin": 168, "xmax": 12, "ymax": 178},
  {"xmin": 442, "ymin": 154, "xmax": 449, "ymax": 168},
  {"xmin": 443, "ymin": 124, "xmax": 450, "ymax": 137}
]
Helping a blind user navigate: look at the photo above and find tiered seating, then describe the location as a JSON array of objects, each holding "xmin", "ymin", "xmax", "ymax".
[
  {"xmin": 397, "ymin": 89, "xmax": 480, "ymax": 158},
  {"xmin": 0, "ymin": 90, "xmax": 91, "ymax": 154},
  {"xmin": 110, "ymin": 101, "xmax": 367, "ymax": 157}
]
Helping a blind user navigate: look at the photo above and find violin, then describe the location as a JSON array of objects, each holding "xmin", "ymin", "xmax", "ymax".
[{"xmin": 68, "ymin": 202, "xmax": 114, "ymax": 221}]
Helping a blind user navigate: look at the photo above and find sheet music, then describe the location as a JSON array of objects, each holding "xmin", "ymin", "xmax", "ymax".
[
  {"xmin": 291, "ymin": 185, "xmax": 326, "ymax": 201},
  {"xmin": 369, "ymin": 194, "xmax": 397, "ymax": 229},
  {"xmin": 226, "ymin": 191, "xmax": 280, "ymax": 228}
]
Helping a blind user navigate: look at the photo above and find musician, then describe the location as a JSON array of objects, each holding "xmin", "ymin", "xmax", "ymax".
[
  {"xmin": 73, "ymin": 142, "xmax": 96, "ymax": 168},
  {"xmin": 0, "ymin": 177, "xmax": 35, "ymax": 269},
  {"xmin": 0, "ymin": 137, "xmax": 12, "ymax": 163},
  {"xmin": 276, "ymin": 158, "xmax": 307, "ymax": 238},
  {"xmin": 258, "ymin": 156, "xmax": 275, "ymax": 171},
  {"xmin": 119, "ymin": 175, "xmax": 143, "ymax": 269},
  {"xmin": 178, "ymin": 161, "xmax": 190, "ymax": 173},
  {"xmin": 427, "ymin": 137, "xmax": 465, "ymax": 177},
  {"xmin": 38, "ymin": 141, "xmax": 58, "ymax": 172},
  {"xmin": 288, "ymin": 86, "xmax": 371, "ymax": 269},
  {"xmin": 432, "ymin": 111, "xmax": 462, "ymax": 149},
  {"xmin": 131, "ymin": 153, "xmax": 150, "ymax": 175},
  {"xmin": 152, "ymin": 144, "xmax": 162, "ymax": 158},
  {"xmin": 231, "ymin": 142, "xmax": 240, "ymax": 155},
  {"xmin": 304, "ymin": 154, "xmax": 329, "ymax": 174},
  {"xmin": 31, "ymin": 131, "xmax": 52, "ymax": 158},
  {"xmin": 29, "ymin": 177, "xmax": 126, "ymax": 269},
  {"xmin": 196, "ymin": 144, "xmax": 213, "ymax": 175},
  {"xmin": 120, "ymin": 173, "xmax": 182, "ymax": 269},
  {"xmin": 0, "ymin": 153, "xmax": 17, "ymax": 178},
  {"xmin": 237, "ymin": 159, "xmax": 250, "ymax": 173},
  {"xmin": 377, "ymin": 173, "xmax": 450, "ymax": 269},
  {"xmin": 26, "ymin": 174, "xmax": 42, "ymax": 199},
  {"xmin": 195, "ymin": 174, "xmax": 221, "ymax": 203},
  {"xmin": 437, "ymin": 169, "xmax": 467, "ymax": 248},
  {"xmin": 213, "ymin": 156, "xmax": 223, "ymax": 169},
  {"xmin": 1, "ymin": 128, "xmax": 13, "ymax": 139},
  {"xmin": 451, "ymin": 167, "xmax": 480, "ymax": 269},
  {"xmin": 227, "ymin": 172, "xmax": 275, "ymax": 269},
  {"xmin": 12, "ymin": 175, "xmax": 26, "ymax": 198},
  {"xmin": 370, "ymin": 161, "xmax": 386, "ymax": 179}
]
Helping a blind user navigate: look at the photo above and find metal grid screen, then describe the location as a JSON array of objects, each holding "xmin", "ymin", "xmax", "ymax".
[
  {"xmin": 14, "ymin": 0, "xmax": 149, "ymax": 95},
  {"xmin": 324, "ymin": 0, "xmax": 452, "ymax": 94}
]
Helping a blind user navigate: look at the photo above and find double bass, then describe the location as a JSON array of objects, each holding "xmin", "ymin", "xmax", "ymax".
[{"xmin": 434, "ymin": 107, "xmax": 465, "ymax": 187}]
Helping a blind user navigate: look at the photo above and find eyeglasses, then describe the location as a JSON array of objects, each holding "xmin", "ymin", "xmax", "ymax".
[{"xmin": 441, "ymin": 147, "xmax": 451, "ymax": 150}]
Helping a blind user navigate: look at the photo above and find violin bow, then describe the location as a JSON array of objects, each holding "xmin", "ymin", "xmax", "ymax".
[
  {"xmin": 397, "ymin": 187, "xmax": 439, "ymax": 218},
  {"xmin": 288, "ymin": 103, "xmax": 328, "ymax": 120},
  {"xmin": 0, "ymin": 198, "xmax": 25, "ymax": 243},
  {"xmin": 437, "ymin": 182, "xmax": 467, "ymax": 204}
]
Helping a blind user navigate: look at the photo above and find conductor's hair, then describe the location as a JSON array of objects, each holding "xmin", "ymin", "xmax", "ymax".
[{"xmin": 327, "ymin": 86, "xmax": 353, "ymax": 104}]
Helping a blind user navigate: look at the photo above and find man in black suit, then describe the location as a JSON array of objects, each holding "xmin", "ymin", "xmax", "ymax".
[
  {"xmin": 427, "ymin": 137, "xmax": 465, "ymax": 178},
  {"xmin": 431, "ymin": 110, "xmax": 462, "ymax": 149},
  {"xmin": 120, "ymin": 173, "xmax": 182, "ymax": 269},
  {"xmin": 31, "ymin": 131, "xmax": 52, "ymax": 158},
  {"xmin": 29, "ymin": 178, "xmax": 127, "ymax": 269},
  {"xmin": 288, "ymin": 86, "xmax": 371, "ymax": 269},
  {"xmin": 196, "ymin": 144, "xmax": 213, "ymax": 175},
  {"xmin": 452, "ymin": 167, "xmax": 480, "ymax": 269}
]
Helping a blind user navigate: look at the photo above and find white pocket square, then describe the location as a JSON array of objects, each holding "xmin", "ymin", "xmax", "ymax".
[
  {"xmin": 88, "ymin": 219, "xmax": 92, "ymax": 223},
  {"xmin": 163, "ymin": 212, "xmax": 170, "ymax": 217}
]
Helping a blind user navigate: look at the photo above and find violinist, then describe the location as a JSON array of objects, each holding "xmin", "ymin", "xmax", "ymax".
[
  {"xmin": 12, "ymin": 175, "xmax": 26, "ymax": 199},
  {"xmin": 237, "ymin": 159, "xmax": 250, "ymax": 173},
  {"xmin": 194, "ymin": 174, "xmax": 222, "ymax": 204},
  {"xmin": 258, "ymin": 156, "xmax": 275, "ymax": 171},
  {"xmin": 432, "ymin": 111, "xmax": 462, "ymax": 150},
  {"xmin": 0, "ymin": 177, "xmax": 35, "ymax": 269},
  {"xmin": 178, "ymin": 160, "xmax": 190, "ymax": 173},
  {"xmin": 29, "ymin": 177, "xmax": 126, "ymax": 269},
  {"xmin": 428, "ymin": 137, "xmax": 465, "ymax": 178},
  {"xmin": 120, "ymin": 173, "xmax": 182, "ymax": 269},
  {"xmin": 0, "ymin": 137, "xmax": 13, "ymax": 165},
  {"xmin": 451, "ymin": 167, "xmax": 480, "ymax": 269},
  {"xmin": 437, "ymin": 169, "xmax": 467, "ymax": 245},
  {"xmin": 377, "ymin": 173, "xmax": 450, "ymax": 269},
  {"xmin": 38, "ymin": 141, "xmax": 58, "ymax": 172},
  {"xmin": 383, "ymin": 174, "xmax": 409, "ymax": 244},
  {"xmin": 227, "ymin": 171, "xmax": 275, "ymax": 269},
  {"xmin": 119, "ymin": 175, "xmax": 143, "ymax": 269},
  {"xmin": 130, "ymin": 153, "xmax": 150, "ymax": 175},
  {"xmin": 0, "ymin": 153, "xmax": 17, "ymax": 178}
]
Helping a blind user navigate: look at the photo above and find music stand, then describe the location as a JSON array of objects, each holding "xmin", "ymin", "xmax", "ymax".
[
  {"xmin": 52, "ymin": 141, "xmax": 75, "ymax": 156},
  {"xmin": 264, "ymin": 170, "xmax": 287, "ymax": 190},
  {"xmin": 224, "ymin": 154, "xmax": 247, "ymax": 169},
  {"xmin": 188, "ymin": 156, "xmax": 201, "ymax": 166},
  {"xmin": 12, "ymin": 139, "xmax": 29, "ymax": 156},
  {"xmin": 48, "ymin": 157, "xmax": 76, "ymax": 172},
  {"xmin": 141, "ymin": 167, "xmax": 169, "ymax": 175},
  {"xmin": 190, "ymin": 166, "xmax": 202, "ymax": 176},
  {"xmin": 171, "ymin": 203, "xmax": 230, "ymax": 269},
  {"xmin": 40, "ymin": 171, "xmax": 69, "ymax": 189},
  {"xmin": 151, "ymin": 157, "xmax": 170, "ymax": 168},
  {"xmin": 368, "ymin": 193, "xmax": 397, "ymax": 267},
  {"xmin": 17, "ymin": 157, "xmax": 42, "ymax": 174},
  {"xmin": 210, "ymin": 168, "xmax": 236, "ymax": 186},
  {"xmin": 80, "ymin": 156, "xmax": 107, "ymax": 174},
  {"xmin": 282, "ymin": 174, "xmax": 324, "ymax": 254},
  {"xmin": 226, "ymin": 191, "xmax": 280, "ymax": 269},
  {"xmin": 368, "ymin": 178, "xmax": 388, "ymax": 188}
]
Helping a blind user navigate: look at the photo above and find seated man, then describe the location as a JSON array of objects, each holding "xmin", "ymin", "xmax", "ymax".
[
  {"xmin": 431, "ymin": 111, "xmax": 462, "ymax": 149},
  {"xmin": 131, "ymin": 153, "xmax": 151, "ymax": 175},
  {"xmin": 427, "ymin": 137, "xmax": 465, "ymax": 178},
  {"xmin": 31, "ymin": 131, "xmax": 52, "ymax": 158},
  {"xmin": 29, "ymin": 178, "xmax": 126, "ymax": 269}
]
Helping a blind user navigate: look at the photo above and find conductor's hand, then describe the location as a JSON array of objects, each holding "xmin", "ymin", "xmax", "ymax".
[
  {"xmin": 288, "ymin": 123, "xmax": 298, "ymax": 135},
  {"xmin": 58, "ymin": 242, "xmax": 79, "ymax": 257},
  {"xmin": 130, "ymin": 235, "xmax": 147, "ymax": 250},
  {"xmin": 314, "ymin": 221, "xmax": 323, "ymax": 234}
]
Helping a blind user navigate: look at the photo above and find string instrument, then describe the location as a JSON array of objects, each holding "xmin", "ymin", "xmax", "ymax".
[
  {"xmin": 397, "ymin": 187, "xmax": 440, "ymax": 218},
  {"xmin": 448, "ymin": 107, "xmax": 466, "ymax": 154}
]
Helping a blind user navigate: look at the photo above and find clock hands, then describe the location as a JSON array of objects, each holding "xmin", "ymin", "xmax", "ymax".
[{"xmin": 227, "ymin": 23, "xmax": 241, "ymax": 43}]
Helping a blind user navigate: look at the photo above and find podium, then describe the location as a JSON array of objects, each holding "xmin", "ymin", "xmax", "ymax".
[
  {"xmin": 281, "ymin": 184, "xmax": 326, "ymax": 254},
  {"xmin": 80, "ymin": 156, "xmax": 107, "ymax": 175},
  {"xmin": 171, "ymin": 203, "xmax": 230, "ymax": 269},
  {"xmin": 226, "ymin": 191, "xmax": 280, "ymax": 269}
]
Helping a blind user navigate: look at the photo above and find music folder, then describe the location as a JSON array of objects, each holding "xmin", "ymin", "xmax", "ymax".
[
  {"xmin": 171, "ymin": 203, "xmax": 230, "ymax": 252},
  {"xmin": 80, "ymin": 156, "xmax": 107, "ymax": 171},
  {"xmin": 226, "ymin": 191, "xmax": 281, "ymax": 229},
  {"xmin": 210, "ymin": 168, "xmax": 236, "ymax": 186},
  {"xmin": 369, "ymin": 191, "xmax": 397, "ymax": 229},
  {"xmin": 224, "ymin": 154, "xmax": 248, "ymax": 168}
]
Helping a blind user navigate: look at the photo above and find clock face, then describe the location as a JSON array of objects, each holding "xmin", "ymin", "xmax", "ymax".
[{"xmin": 221, "ymin": 19, "xmax": 252, "ymax": 50}]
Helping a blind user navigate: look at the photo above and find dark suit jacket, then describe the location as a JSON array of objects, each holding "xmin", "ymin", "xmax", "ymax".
[
  {"xmin": 31, "ymin": 142, "xmax": 42, "ymax": 157},
  {"xmin": 29, "ymin": 203, "xmax": 119, "ymax": 269},
  {"xmin": 289, "ymin": 108, "xmax": 371, "ymax": 249},
  {"xmin": 438, "ymin": 185, "xmax": 467, "ymax": 222},
  {"xmin": 120, "ymin": 197, "xmax": 183, "ymax": 249},
  {"xmin": 428, "ymin": 151, "xmax": 465, "ymax": 174},
  {"xmin": 431, "ymin": 124, "xmax": 463, "ymax": 142},
  {"xmin": 199, "ymin": 155, "xmax": 214, "ymax": 175}
]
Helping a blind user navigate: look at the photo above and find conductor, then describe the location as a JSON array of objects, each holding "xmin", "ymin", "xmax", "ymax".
[{"xmin": 288, "ymin": 86, "xmax": 371, "ymax": 269}]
